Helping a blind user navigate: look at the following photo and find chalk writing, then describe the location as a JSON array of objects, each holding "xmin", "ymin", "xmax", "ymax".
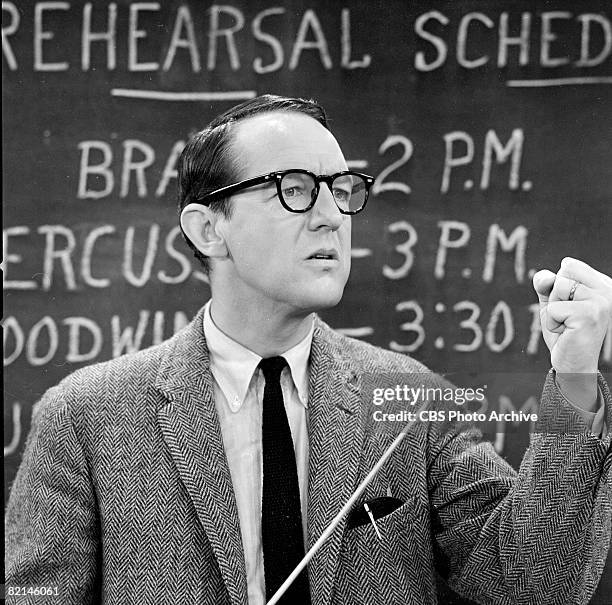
[
  {"xmin": 373, "ymin": 135, "xmax": 413, "ymax": 196},
  {"xmin": 77, "ymin": 139, "xmax": 183, "ymax": 199},
  {"xmin": 441, "ymin": 129, "xmax": 524, "ymax": 193},
  {"xmin": 414, "ymin": 10, "xmax": 611, "ymax": 72},
  {"xmin": 3, "ymin": 310, "xmax": 190, "ymax": 367},
  {"xmin": 3, "ymin": 224, "xmax": 209, "ymax": 290},
  {"xmin": 2, "ymin": 4, "xmax": 371, "ymax": 74},
  {"xmin": 4, "ymin": 402, "xmax": 22, "ymax": 456}
]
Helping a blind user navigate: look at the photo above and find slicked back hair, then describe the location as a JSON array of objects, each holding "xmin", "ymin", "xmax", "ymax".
[{"xmin": 177, "ymin": 94, "xmax": 329, "ymax": 272}]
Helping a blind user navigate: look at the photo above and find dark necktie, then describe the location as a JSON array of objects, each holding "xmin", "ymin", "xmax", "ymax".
[{"xmin": 259, "ymin": 356, "xmax": 311, "ymax": 604}]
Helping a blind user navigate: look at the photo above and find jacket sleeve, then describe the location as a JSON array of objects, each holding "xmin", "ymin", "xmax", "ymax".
[
  {"xmin": 429, "ymin": 371, "xmax": 612, "ymax": 605},
  {"xmin": 5, "ymin": 384, "xmax": 100, "ymax": 604}
]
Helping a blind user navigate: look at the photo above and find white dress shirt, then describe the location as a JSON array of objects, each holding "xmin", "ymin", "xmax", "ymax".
[{"xmin": 203, "ymin": 301, "xmax": 312, "ymax": 605}]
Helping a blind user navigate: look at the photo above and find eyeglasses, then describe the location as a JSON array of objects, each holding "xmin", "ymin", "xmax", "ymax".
[{"xmin": 195, "ymin": 169, "xmax": 375, "ymax": 215}]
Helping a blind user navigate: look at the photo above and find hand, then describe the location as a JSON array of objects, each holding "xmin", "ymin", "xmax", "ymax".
[{"xmin": 533, "ymin": 257, "xmax": 611, "ymax": 411}]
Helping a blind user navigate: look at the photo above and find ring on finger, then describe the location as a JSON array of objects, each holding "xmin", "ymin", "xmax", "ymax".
[{"xmin": 568, "ymin": 280, "xmax": 579, "ymax": 301}]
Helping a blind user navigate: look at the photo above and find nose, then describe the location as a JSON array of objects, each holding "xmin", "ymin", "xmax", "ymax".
[{"xmin": 307, "ymin": 183, "xmax": 344, "ymax": 231}]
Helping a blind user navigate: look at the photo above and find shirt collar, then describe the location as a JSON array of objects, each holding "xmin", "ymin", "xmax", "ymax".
[{"xmin": 203, "ymin": 301, "xmax": 313, "ymax": 412}]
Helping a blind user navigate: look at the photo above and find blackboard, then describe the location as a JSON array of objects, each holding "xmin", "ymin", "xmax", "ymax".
[{"xmin": 3, "ymin": 0, "xmax": 611, "ymax": 601}]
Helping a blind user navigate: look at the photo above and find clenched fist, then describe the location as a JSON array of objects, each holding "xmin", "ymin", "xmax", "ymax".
[{"xmin": 533, "ymin": 257, "xmax": 612, "ymax": 412}]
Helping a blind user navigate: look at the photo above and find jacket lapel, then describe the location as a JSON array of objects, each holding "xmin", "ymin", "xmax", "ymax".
[
  {"xmin": 154, "ymin": 308, "xmax": 248, "ymax": 605},
  {"xmin": 307, "ymin": 319, "xmax": 365, "ymax": 605}
]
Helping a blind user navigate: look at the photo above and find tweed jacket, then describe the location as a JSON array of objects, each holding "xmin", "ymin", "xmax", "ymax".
[{"xmin": 5, "ymin": 307, "xmax": 612, "ymax": 605}]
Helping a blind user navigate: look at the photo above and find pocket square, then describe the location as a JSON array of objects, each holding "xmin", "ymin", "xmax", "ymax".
[{"xmin": 346, "ymin": 496, "xmax": 404, "ymax": 529}]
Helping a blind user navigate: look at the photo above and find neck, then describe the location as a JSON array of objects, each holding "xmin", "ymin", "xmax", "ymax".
[{"xmin": 209, "ymin": 290, "xmax": 314, "ymax": 358}]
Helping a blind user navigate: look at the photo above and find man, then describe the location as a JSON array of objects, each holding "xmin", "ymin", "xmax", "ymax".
[{"xmin": 5, "ymin": 95, "xmax": 612, "ymax": 604}]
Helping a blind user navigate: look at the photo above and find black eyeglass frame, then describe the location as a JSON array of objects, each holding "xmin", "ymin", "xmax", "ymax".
[{"xmin": 192, "ymin": 169, "xmax": 375, "ymax": 215}]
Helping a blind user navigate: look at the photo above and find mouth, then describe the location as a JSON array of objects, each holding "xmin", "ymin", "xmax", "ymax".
[{"xmin": 307, "ymin": 249, "xmax": 339, "ymax": 261}]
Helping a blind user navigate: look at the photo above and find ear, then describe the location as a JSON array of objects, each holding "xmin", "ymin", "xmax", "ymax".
[{"xmin": 180, "ymin": 203, "xmax": 229, "ymax": 259}]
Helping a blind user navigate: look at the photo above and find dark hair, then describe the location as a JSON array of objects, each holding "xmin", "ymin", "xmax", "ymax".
[{"xmin": 177, "ymin": 94, "xmax": 329, "ymax": 272}]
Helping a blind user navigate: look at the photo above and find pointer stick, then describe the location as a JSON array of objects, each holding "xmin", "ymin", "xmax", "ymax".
[{"xmin": 266, "ymin": 416, "xmax": 417, "ymax": 605}]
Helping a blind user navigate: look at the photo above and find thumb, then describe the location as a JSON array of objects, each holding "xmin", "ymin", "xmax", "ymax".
[
  {"xmin": 533, "ymin": 269, "xmax": 564, "ymax": 334},
  {"xmin": 532, "ymin": 269, "xmax": 556, "ymax": 306}
]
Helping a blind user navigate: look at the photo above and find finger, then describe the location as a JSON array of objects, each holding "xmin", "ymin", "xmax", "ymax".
[
  {"xmin": 549, "ymin": 273, "xmax": 593, "ymax": 303},
  {"xmin": 534, "ymin": 270, "xmax": 562, "ymax": 332},
  {"xmin": 544, "ymin": 298, "xmax": 608, "ymax": 334},
  {"xmin": 557, "ymin": 257, "xmax": 612, "ymax": 291},
  {"xmin": 532, "ymin": 270, "xmax": 556, "ymax": 304},
  {"xmin": 541, "ymin": 280, "xmax": 590, "ymax": 333},
  {"xmin": 544, "ymin": 300, "xmax": 583, "ymax": 333}
]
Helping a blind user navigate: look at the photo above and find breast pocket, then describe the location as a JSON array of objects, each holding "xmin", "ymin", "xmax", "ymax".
[{"xmin": 332, "ymin": 496, "xmax": 435, "ymax": 605}]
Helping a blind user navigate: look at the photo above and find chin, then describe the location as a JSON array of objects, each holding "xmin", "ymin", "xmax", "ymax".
[{"xmin": 293, "ymin": 284, "xmax": 345, "ymax": 313}]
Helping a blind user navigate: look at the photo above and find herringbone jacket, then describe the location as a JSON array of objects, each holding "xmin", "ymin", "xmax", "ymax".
[{"xmin": 5, "ymin": 307, "xmax": 612, "ymax": 604}]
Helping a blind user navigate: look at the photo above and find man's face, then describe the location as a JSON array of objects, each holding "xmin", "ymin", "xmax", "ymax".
[{"xmin": 214, "ymin": 111, "xmax": 352, "ymax": 316}]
